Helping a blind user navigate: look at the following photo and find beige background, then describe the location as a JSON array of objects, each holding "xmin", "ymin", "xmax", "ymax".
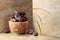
[
  {"xmin": 0, "ymin": 0, "xmax": 32, "ymax": 32},
  {"xmin": 33, "ymin": 0, "xmax": 60, "ymax": 37}
]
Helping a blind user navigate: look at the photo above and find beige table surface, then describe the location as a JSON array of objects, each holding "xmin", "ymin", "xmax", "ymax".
[{"xmin": 0, "ymin": 33, "xmax": 60, "ymax": 40}]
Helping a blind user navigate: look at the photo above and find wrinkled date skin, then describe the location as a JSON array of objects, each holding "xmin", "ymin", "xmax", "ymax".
[{"xmin": 10, "ymin": 11, "xmax": 28, "ymax": 22}]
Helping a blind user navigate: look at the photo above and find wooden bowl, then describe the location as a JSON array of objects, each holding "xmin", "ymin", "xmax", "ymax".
[{"xmin": 9, "ymin": 21, "xmax": 28, "ymax": 34}]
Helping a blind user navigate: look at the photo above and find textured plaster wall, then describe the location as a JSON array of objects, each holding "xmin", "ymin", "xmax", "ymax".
[
  {"xmin": 0, "ymin": 0, "xmax": 32, "ymax": 32},
  {"xmin": 33, "ymin": 0, "xmax": 60, "ymax": 37}
]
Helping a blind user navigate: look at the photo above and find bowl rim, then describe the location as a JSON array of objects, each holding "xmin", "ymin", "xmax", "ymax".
[{"xmin": 9, "ymin": 21, "xmax": 28, "ymax": 23}]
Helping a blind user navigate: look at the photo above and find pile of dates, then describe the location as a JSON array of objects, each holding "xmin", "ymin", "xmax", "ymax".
[
  {"xmin": 10, "ymin": 11, "xmax": 38, "ymax": 36},
  {"xmin": 10, "ymin": 11, "xmax": 28, "ymax": 22},
  {"xmin": 26, "ymin": 29, "xmax": 38, "ymax": 36}
]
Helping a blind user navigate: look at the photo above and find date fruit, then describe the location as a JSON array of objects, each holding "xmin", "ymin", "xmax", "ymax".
[{"xmin": 33, "ymin": 32, "xmax": 38, "ymax": 36}]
